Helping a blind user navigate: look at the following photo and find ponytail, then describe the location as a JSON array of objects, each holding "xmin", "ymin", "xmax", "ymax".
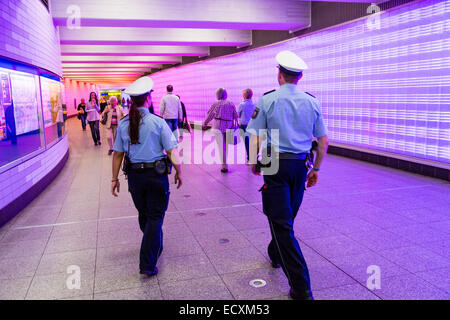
[{"xmin": 128, "ymin": 93, "xmax": 148, "ymax": 144}]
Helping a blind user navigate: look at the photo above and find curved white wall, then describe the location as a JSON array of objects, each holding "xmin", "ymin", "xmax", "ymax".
[{"xmin": 0, "ymin": 0, "xmax": 62, "ymax": 77}]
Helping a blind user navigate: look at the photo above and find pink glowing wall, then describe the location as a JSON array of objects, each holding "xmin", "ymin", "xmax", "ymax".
[
  {"xmin": 63, "ymin": 78, "xmax": 100, "ymax": 116},
  {"xmin": 150, "ymin": 0, "xmax": 450, "ymax": 164}
]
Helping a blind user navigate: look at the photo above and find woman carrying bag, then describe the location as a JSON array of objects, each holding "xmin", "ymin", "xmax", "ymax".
[{"xmin": 202, "ymin": 88, "xmax": 238, "ymax": 173}]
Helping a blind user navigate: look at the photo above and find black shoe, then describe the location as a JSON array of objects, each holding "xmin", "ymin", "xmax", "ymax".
[
  {"xmin": 271, "ymin": 260, "xmax": 281, "ymax": 269},
  {"xmin": 94, "ymin": 142, "xmax": 98, "ymax": 146},
  {"xmin": 289, "ymin": 288, "xmax": 314, "ymax": 300},
  {"xmin": 139, "ymin": 267, "xmax": 158, "ymax": 277},
  {"xmin": 221, "ymin": 168, "xmax": 228, "ymax": 173},
  {"xmin": 98, "ymin": 141, "xmax": 102, "ymax": 145}
]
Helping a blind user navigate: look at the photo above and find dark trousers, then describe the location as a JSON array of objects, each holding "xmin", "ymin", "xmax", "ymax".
[
  {"xmin": 261, "ymin": 159, "xmax": 311, "ymax": 294},
  {"xmin": 80, "ymin": 114, "xmax": 87, "ymax": 130},
  {"xmin": 88, "ymin": 120, "xmax": 100, "ymax": 143},
  {"xmin": 57, "ymin": 122, "xmax": 63, "ymax": 138},
  {"xmin": 240, "ymin": 124, "xmax": 249, "ymax": 161},
  {"xmin": 165, "ymin": 119, "xmax": 178, "ymax": 133},
  {"xmin": 127, "ymin": 169, "xmax": 170, "ymax": 271}
]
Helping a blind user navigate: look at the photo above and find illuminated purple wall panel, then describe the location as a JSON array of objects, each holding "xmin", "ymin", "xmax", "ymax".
[{"xmin": 151, "ymin": 0, "xmax": 450, "ymax": 164}]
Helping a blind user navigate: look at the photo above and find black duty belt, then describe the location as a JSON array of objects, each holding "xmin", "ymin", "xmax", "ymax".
[
  {"xmin": 278, "ymin": 152, "xmax": 308, "ymax": 160},
  {"xmin": 130, "ymin": 162, "xmax": 156, "ymax": 169},
  {"xmin": 214, "ymin": 118, "xmax": 232, "ymax": 121}
]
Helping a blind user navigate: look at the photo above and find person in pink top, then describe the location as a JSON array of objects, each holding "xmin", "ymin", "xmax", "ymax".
[
  {"xmin": 203, "ymin": 88, "xmax": 238, "ymax": 173},
  {"xmin": 86, "ymin": 92, "xmax": 101, "ymax": 146}
]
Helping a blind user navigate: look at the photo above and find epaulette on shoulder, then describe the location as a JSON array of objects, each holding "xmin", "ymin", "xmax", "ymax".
[
  {"xmin": 263, "ymin": 89, "xmax": 276, "ymax": 96},
  {"xmin": 151, "ymin": 113, "xmax": 163, "ymax": 119},
  {"xmin": 305, "ymin": 92, "xmax": 316, "ymax": 99}
]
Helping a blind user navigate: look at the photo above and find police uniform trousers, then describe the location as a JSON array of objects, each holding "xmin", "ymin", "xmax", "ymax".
[
  {"xmin": 127, "ymin": 168, "xmax": 170, "ymax": 272},
  {"xmin": 261, "ymin": 159, "xmax": 312, "ymax": 294}
]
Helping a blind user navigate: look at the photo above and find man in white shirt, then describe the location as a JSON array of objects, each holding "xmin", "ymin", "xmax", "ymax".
[{"xmin": 159, "ymin": 85, "xmax": 182, "ymax": 139}]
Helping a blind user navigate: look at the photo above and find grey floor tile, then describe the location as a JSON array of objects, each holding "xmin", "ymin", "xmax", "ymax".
[
  {"xmin": 45, "ymin": 233, "xmax": 97, "ymax": 254},
  {"xmin": 302, "ymin": 235, "xmax": 372, "ymax": 260},
  {"xmin": 313, "ymin": 283, "xmax": 380, "ymax": 300},
  {"xmin": 162, "ymin": 222, "xmax": 193, "ymax": 239},
  {"xmin": 0, "ymin": 277, "xmax": 33, "ymax": 300},
  {"xmin": 294, "ymin": 220, "xmax": 343, "ymax": 240},
  {"xmin": 309, "ymin": 262, "xmax": 358, "ymax": 291},
  {"xmin": 59, "ymin": 294, "xmax": 94, "ymax": 300},
  {"xmin": 328, "ymin": 251, "xmax": 411, "ymax": 284},
  {"xmin": 227, "ymin": 213, "xmax": 269, "ymax": 231},
  {"xmin": 26, "ymin": 270, "xmax": 95, "ymax": 300},
  {"xmin": 161, "ymin": 235, "xmax": 204, "ymax": 258},
  {"xmin": 218, "ymin": 205, "xmax": 262, "ymax": 218},
  {"xmin": 96, "ymin": 244, "xmax": 140, "ymax": 268},
  {"xmin": 51, "ymin": 221, "xmax": 98, "ymax": 238},
  {"xmin": 414, "ymin": 267, "xmax": 450, "ymax": 293},
  {"xmin": 322, "ymin": 216, "xmax": 383, "ymax": 235},
  {"xmin": 12, "ymin": 209, "xmax": 61, "ymax": 228},
  {"xmin": 97, "ymin": 229, "xmax": 142, "ymax": 248},
  {"xmin": 346, "ymin": 229, "xmax": 413, "ymax": 251},
  {"xmin": 357, "ymin": 211, "xmax": 418, "ymax": 229},
  {"xmin": 385, "ymin": 224, "xmax": 450, "ymax": 245},
  {"xmin": 186, "ymin": 217, "xmax": 237, "ymax": 235},
  {"xmin": 94, "ymin": 284, "xmax": 162, "ymax": 300},
  {"xmin": 0, "ymin": 226, "xmax": 53, "ymax": 243},
  {"xmin": 206, "ymin": 246, "xmax": 268, "ymax": 275},
  {"xmin": 375, "ymin": 274, "xmax": 450, "ymax": 300},
  {"xmin": 195, "ymin": 231, "xmax": 252, "ymax": 254},
  {"xmin": 419, "ymin": 240, "xmax": 450, "ymax": 259},
  {"xmin": 157, "ymin": 253, "xmax": 217, "ymax": 284},
  {"xmin": 36, "ymin": 249, "xmax": 96, "ymax": 276},
  {"xmin": 395, "ymin": 208, "xmax": 450, "ymax": 224},
  {"xmin": 240, "ymin": 228, "xmax": 272, "ymax": 246},
  {"xmin": 0, "ymin": 239, "xmax": 47, "ymax": 259},
  {"xmin": 94, "ymin": 263, "xmax": 157, "ymax": 293},
  {"xmin": 160, "ymin": 276, "xmax": 233, "ymax": 300},
  {"xmin": 221, "ymin": 268, "xmax": 289, "ymax": 300},
  {"xmin": 378, "ymin": 245, "xmax": 450, "ymax": 273}
]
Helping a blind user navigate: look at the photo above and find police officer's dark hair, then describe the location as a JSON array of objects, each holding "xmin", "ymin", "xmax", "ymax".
[
  {"xmin": 280, "ymin": 70, "xmax": 302, "ymax": 84},
  {"xmin": 167, "ymin": 85, "xmax": 173, "ymax": 92},
  {"xmin": 129, "ymin": 93, "xmax": 149, "ymax": 144}
]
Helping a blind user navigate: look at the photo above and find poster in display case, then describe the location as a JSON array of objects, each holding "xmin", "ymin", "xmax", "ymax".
[
  {"xmin": 40, "ymin": 76, "xmax": 63, "ymax": 127},
  {"xmin": 9, "ymin": 73, "xmax": 40, "ymax": 136},
  {"xmin": 0, "ymin": 72, "xmax": 10, "ymax": 140}
]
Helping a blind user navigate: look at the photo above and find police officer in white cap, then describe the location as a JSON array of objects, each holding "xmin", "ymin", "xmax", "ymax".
[
  {"xmin": 111, "ymin": 76, "xmax": 182, "ymax": 277},
  {"xmin": 247, "ymin": 50, "xmax": 329, "ymax": 300}
]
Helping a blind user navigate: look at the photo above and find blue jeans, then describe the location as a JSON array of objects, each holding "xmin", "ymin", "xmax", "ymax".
[
  {"xmin": 240, "ymin": 124, "xmax": 249, "ymax": 161},
  {"xmin": 261, "ymin": 159, "xmax": 311, "ymax": 294},
  {"xmin": 80, "ymin": 114, "xmax": 87, "ymax": 130},
  {"xmin": 128, "ymin": 169, "xmax": 170, "ymax": 272},
  {"xmin": 165, "ymin": 119, "xmax": 178, "ymax": 141}
]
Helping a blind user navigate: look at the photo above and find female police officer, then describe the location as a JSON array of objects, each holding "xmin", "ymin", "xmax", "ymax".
[{"xmin": 111, "ymin": 76, "xmax": 182, "ymax": 277}]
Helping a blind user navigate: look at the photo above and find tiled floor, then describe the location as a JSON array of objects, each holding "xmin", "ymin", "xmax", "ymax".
[{"xmin": 0, "ymin": 118, "xmax": 449, "ymax": 300}]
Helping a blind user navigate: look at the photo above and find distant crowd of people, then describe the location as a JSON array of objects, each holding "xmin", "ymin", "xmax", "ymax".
[{"xmin": 76, "ymin": 85, "xmax": 256, "ymax": 167}]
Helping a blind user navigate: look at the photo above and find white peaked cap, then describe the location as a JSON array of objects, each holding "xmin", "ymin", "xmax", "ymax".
[
  {"xmin": 276, "ymin": 50, "xmax": 308, "ymax": 75},
  {"xmin": 124, "ymin": 76, "xmax": 154, "ymax": 96}
]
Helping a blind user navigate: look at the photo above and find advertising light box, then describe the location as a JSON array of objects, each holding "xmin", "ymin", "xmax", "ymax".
[{"xmin": 9, "ymin": 72, "xmax": 40, "ymax": 136}]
